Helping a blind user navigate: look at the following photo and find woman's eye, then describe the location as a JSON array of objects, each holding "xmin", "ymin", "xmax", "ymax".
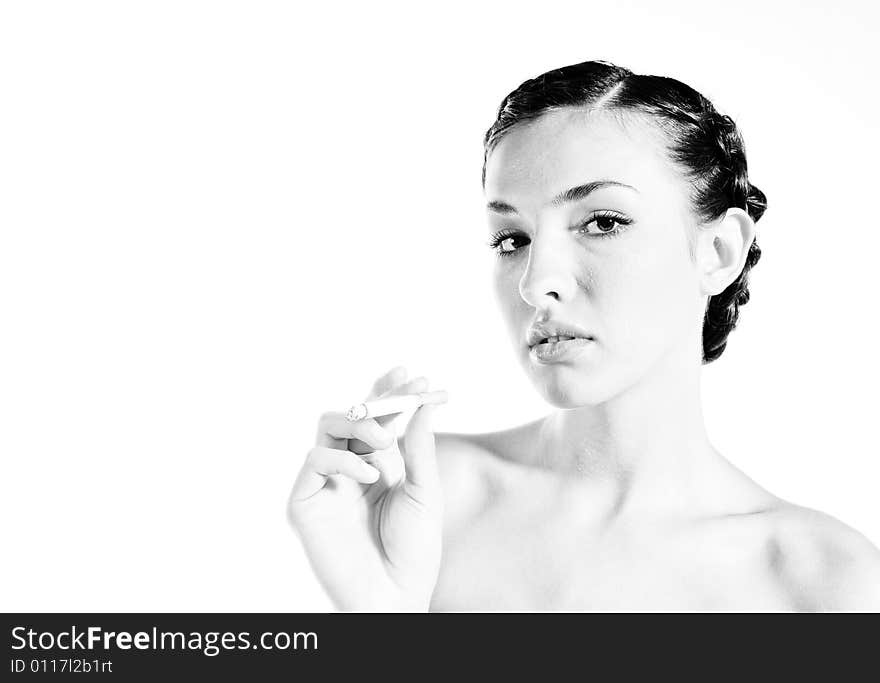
[
  {"xmin": 488, "ymin": 212, "xmax": 631, "ymax": 257},
  {"xmin": 498, "ymin": 236, "xmax": 521, "ymax": 253},
  {"xmin": 487, "ymin": 231, "xmax": 528, "ymax": 256},
  {"xmin": 579, "ymin": 212, "xmax": 632, "ymax": 238},
  {"xmin": 594, "ymin": 216, "xmax": 619, "ymax": 232}
]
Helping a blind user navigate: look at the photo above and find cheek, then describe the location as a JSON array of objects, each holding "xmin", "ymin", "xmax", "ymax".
[
  {"xmin": 597, "ymin": 246, "xmax": 695, "ymax": 351},
  {"xmin": 493, "ymin": 264, "xmax": 531, "ymax": 346},
  {"xmin": 492, "ymin": 264, "xmax": 522, "ymax": 316}
]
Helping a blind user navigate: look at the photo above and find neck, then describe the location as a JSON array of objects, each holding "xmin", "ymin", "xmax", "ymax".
[{"xmin": 535, "ymin": 339, "xmax": 737, "ymax": 519}]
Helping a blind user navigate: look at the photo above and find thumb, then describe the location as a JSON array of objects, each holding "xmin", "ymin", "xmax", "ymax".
[{"xmin": 402, "ymin": 403, "xmax": 441, "ymax": 504}]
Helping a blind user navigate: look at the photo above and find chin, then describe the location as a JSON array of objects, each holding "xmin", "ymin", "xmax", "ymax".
[
  {"xmin": 521, "ymin": 342, "xmax": 661, "ymax": 408},
  {"xmin": 520, "ymin": 355, "xmax": 613, "ymax": 408}
]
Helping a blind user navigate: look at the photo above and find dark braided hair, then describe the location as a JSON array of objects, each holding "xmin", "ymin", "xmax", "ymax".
[{"xmin": 482, "ymin": 60, "xmax": 768, "ymax": 364}]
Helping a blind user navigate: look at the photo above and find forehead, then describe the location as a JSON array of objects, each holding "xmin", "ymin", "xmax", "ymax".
[{"xmin": 484, "ymin": 108, "xmax": 683, "ymax": 206}]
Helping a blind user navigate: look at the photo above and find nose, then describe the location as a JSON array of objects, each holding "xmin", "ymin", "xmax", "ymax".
[{"xmin": 517, "ymin": 234, "xmax": 577, "ymax": 309}]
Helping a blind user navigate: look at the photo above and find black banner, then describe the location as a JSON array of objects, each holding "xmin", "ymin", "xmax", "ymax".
[{"xmin": 0, "ymin": 613, "xmax": 869, "ymax": 677}]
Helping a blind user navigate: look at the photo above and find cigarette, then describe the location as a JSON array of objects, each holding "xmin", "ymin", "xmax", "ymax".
[{"xmin": 345, "ymin": 390, "xmax": 449, "ymax": 422}]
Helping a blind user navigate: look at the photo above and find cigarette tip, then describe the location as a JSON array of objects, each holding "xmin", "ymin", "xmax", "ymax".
[{"xmin": 345, "ymin": 403, "xmax": 368, "ymax": 422}]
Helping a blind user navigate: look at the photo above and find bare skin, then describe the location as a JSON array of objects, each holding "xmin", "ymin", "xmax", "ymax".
[
  {"xmin": 289, "ymin": 106, "xmax": 880, "ymax": 611},
  {"xmin": 289, "ymin": 365, "xmax": 880, "ymax": 612},
  {"xmin": 428, "ymin": 426, "xmax": 880, "ymax": 611}
]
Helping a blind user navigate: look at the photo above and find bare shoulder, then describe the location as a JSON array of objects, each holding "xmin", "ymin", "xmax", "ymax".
[
  {"xmin": 429, "ymin": 424, "xmax": 538, "ymax": 532},
  {"xmin": 761, "ymin": 501, "xmax": 880, "ymax": 611}
]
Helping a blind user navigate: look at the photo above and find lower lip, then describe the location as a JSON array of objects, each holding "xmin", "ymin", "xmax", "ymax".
[{"xmin": 529, "ymin": 337, "xmax": 594, "ymax": 363}]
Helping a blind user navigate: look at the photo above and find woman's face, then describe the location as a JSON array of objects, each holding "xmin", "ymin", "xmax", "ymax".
[{"xmin": 484, "ymin": 109, "xmax": 708, "ymax": 407}]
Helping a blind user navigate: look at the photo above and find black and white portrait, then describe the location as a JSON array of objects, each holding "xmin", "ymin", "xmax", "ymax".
[{"xmin": 3, "ymin": 1, "xmax": 878, "ymax": 613}]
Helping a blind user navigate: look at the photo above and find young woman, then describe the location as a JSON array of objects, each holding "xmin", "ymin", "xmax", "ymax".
[{"xmin": 287, "ymin": 60, "xmax": 880, "ymax": 611}]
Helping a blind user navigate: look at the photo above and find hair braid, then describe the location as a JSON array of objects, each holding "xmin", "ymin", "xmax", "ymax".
[{"xmin": 699, "ymin": 108, "xmax": 766, "ymax": 362}]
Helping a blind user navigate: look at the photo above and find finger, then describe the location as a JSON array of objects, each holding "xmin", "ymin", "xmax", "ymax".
[
  {"xmin": 352, "ymin": 379, "xmax": 436, "ymax": 479},
  {"xmin": 349, "ymin": 376, "xmax": 432, "ymax": 454},
  {"xmin": 396, "ymin": 375, "xmax": 430, "ymax": 395},
  {"xmin": 290, "ymin": 446, "xmax": 381, "ymax": 502},
  {"xmin": 372, "ymin": 376, "xmax": 430, "ymax": 427},
  {"xmin": 316, "ymin": 412, "xmax": 396, "ymax": 450},
  {"xmin": 401, "ymin": 403, "xmax": 441, "ymax": 505},
  {"xmin": 365, "ymin": 365, "xmax": 409, "ymax": 402},
  {"xmin": 360, "ymin": 441, "xmax": 406, "ymax": 490}
]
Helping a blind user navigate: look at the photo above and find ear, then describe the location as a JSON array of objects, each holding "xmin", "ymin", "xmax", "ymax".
[{"xmin": 696, "ymin": 208, "xmax": 756, "ymax": 297}]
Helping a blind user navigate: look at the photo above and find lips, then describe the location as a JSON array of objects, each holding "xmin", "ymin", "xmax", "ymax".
[
  {"xmin": 530, "ymin": 336, "xmax": 593, "ymax": 363},
  {"xmin": 526, "ymin": 320, "xmax": 594, "ymax": 348},
  {"xmin": 537, "ymin": 334, "xmax": 577, "ymax": 344}
]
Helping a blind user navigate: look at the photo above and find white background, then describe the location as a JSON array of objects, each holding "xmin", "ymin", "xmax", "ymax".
[{"xmin": 1, "ymin": 0, "xmax": 877, "ymax": 611}]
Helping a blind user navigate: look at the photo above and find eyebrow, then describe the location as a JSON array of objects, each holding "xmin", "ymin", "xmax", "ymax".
[{"xmin": 486, "ymin": 179, "xmax": 638, "ymax": 215}]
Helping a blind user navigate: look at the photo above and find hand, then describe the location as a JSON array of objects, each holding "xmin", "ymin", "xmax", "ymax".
[{"xmin": 287, "ymin": 366, "xmax": 447, "ymax": 611}]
